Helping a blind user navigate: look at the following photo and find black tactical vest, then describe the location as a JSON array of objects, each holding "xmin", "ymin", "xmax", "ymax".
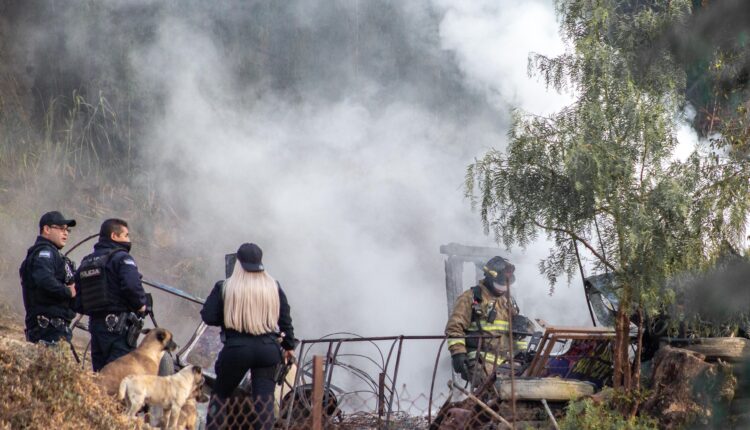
[{"xmin": 77, "ymin": 249, "xmax": 124, "ymax": 314}]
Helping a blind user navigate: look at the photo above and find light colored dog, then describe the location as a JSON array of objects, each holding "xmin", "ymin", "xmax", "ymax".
[
  {"xmin": 119, "ymin": 365, "xmax": 204, "ymax": 430},
  {"xmin": 98, "ymin": 328, "xmax": 178, "ymax": 396},
  {"xmin": 175, "ymin": 384, "xmax": 210, "ymax": 430}
]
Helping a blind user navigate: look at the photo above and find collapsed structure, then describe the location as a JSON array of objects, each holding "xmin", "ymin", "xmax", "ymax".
[{"xmin": 434, "ymin": 243, "xmax": 750, "ymax": 429}]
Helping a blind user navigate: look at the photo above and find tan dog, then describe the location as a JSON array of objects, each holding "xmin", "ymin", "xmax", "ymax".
[
  {"xmin": 149, "ymin": 375, "xmax": 209, "ymax": 429},
  {"xmin": 119, "ymin": 365, "xmax": 204, "ymax": 430},
  {"xmin": 176, "ymin": 384, "xmax": 210, "ymax": 430},
  {"xmin": 98, "ymin": 327, "xmax": 178, "ymax": 396}
]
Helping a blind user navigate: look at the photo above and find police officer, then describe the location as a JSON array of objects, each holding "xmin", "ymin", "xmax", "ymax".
[
  {"xmin": 201, "ymin": 243, "xmax": 297, "ymax": 430},
  {"xmin": 445, "ymin": 256, "xmax": 521, "ymax": 385},
  {"xmin": 20, "ymin": 211, "xmax": 77, "ymax": 344},
  {"xmin": 75, "ymin": 218, "xmax": 147, "ymax": 371}
]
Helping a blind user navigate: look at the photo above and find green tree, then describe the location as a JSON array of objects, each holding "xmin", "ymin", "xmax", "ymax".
[{"xmin": 467, "ymin": 0, "xmax": 750, "ymax": 395}]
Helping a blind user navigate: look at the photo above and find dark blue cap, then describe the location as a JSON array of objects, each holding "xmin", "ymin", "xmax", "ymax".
[
  {"xmin": 237, "ymin": 243, "xmax": 264, "ymax": 272},
  {"xmin": 39, "ymin": 211, "xmax": 76, "ymax": 229}
]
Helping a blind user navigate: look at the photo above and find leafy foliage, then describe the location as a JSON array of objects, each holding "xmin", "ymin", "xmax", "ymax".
[
  {"xmin": 467, "ymin": 0, "xmax": 750, "ymax": 321},
  {"xmin": 559, "ymin": 388, "xmax": 658, "ymax": 430}
]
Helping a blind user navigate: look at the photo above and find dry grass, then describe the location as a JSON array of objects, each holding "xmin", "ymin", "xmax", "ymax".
[{"xmin": 0, "ymin": 335, "xmax": 148, "ymax": 430}]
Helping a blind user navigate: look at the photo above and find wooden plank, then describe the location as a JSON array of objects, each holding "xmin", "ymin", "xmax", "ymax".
[
  {"xmin": 495, "ymin": 377, "xmax": 595, "ymax": 401},
  {"xmin": 545, "ymin": 326, "xmax": 616, "ymax": 334},
  {"xmin": 312, "ymin": 355, "xmax": 324, "ymax": 430},
  {"xmin": 680, "ymin": 338, "xmax": 750, "ymax": 363},
  {"xmin": 525, "ymin": 331, "xmax": 551, "ymax": 377},
  {"xmin": 439, "ymin": 242, "xmax": 504, "ymax": 259}
]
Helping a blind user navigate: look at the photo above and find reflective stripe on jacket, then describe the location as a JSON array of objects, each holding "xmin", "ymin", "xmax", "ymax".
[
  {"xmin": 467, "ymin": 350, "xmax": 505, "ymax": 365},
  {"xmin": 444, "ymin": 282, "xmax": 516, "ymax": 357}
]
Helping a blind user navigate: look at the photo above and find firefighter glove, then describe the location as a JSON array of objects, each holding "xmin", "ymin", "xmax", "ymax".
[{"xmin": 451, "ymin": 353, "xmax": 469, "ymax": 380}]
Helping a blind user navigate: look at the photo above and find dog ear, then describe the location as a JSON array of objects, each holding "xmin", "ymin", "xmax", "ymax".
[
  {"xmin": 192, "ymin": 366, "xmax": 202, "ymax": 375},
  {"xmin": 141, "ymin": 328, "xmax": 151, "ymax": 335}
]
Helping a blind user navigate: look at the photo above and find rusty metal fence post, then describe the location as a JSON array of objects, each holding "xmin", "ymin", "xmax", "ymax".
[
  {"xmin": 506, "ymin": 274, "xmax": 516, "ymax": 429},
  {"xmin": 378, "ymin": 372, "xmax": 386, "ymax": 419},
  {"xmin": 312, "ymin": 355, "xmax": 324, "ymax": 430}
]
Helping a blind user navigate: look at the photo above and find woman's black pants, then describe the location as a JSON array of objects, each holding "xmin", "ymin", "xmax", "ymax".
[{"xmin": 206, "ymin": 334, "xmax": 282, "ymax": 430}]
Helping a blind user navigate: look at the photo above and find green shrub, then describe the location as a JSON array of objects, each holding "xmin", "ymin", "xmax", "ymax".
[{"xmin": 559, "ymin": 389, "xmax": 658, "ymax": 430}]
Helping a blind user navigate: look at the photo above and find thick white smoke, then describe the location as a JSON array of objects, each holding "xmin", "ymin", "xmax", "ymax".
[
  {"xmin": 129, "ymin": 2, "xmax": 592, "ymax": 396},
  {"xmin": 433, "ymin": 0, "xmax": 573, "ymax": 114},
  {"xmin": 5, "ymin": 0, "xmax": 594, "ymax": 399}
]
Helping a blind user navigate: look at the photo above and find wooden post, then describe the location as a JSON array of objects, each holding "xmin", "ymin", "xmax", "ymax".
[
  {"xmin": 445, "ymin": 256, "xmax": 464, "ymax": 314},
  {"xmin": 377, "ymin": 372, "xmax": 386, "ymax": 418},
  {"xmin": 312, "ymin": 355, "xmax": 324, "ymax": 430}
]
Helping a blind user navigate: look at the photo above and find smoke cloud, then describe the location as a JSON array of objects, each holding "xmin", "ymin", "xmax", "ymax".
[
  {"xmin": 2, "ymin": 0, "xmax": 592, "ymax": 396},
  {"xmin": 433, "ymin": 0, "xmax": 573, "ymax": 114}
]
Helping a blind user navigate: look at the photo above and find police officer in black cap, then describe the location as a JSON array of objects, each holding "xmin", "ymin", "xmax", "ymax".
[
  {"xmin": 75, "ymin": 218, "xmax": 147, "ymax": 371},
  {"xmin": 20, "ymin": 211, "xmax": 77, "ymax": 344},
  {"xmin": 201, "ymin": 243, "xmax": 297, "ymax": 430}
]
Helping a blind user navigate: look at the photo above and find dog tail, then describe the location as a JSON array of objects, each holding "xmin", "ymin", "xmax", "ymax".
[{"xmin": 118, "ymin": 377, "xmax": 129, "ymax": 401}]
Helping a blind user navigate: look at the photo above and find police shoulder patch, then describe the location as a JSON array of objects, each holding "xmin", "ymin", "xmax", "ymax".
[
  {"xmin": 38, "ymin": 250, "xmax": 52, "ymax": 258},
  {"xmin": 122, "ymin": 258, "xmax": 137, "ymax": 267}
]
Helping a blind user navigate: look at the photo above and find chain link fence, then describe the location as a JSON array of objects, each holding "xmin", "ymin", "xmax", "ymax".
[{"xmin": 201, "ymin": 390, "xmax": 449, "ymax": 429}]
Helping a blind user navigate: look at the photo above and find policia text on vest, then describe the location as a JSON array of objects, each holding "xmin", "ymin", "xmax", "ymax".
[{"xmin": 74, "ymin": 219, "xmax": 148, "ymax": 372}]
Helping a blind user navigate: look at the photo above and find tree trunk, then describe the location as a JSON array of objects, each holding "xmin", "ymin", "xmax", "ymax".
[
  {"xmin": 629, "ymin": 307, "xmax": 644, "ymax": 418},
  {"xmin": 613, "ymin": 306, "xmax": 631, "ymax": 389},
  {"xmin": 631, "ymin": 308, "xmax": 644, "ymax": 390}
]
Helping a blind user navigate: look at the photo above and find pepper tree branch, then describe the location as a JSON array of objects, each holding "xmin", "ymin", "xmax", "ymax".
[{"xmin": 532, "ymin": 220, "xmax": 617, "ymax": 271}]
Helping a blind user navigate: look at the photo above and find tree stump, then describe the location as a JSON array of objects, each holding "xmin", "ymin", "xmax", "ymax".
[{"xmin": 642, "ymin": 346, "xmax": 737, "ymax": 429}]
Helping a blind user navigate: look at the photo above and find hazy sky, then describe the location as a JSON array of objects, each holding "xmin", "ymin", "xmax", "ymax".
[
  {"xmin": 5, "ymin": 0, "xmax": 603, "ymax": 397},
  {"xmin": 130, "ymin": 0, "xmax": 589, "ymax": 336},
  {"xmin": 129, "ymin": 0, "xmax": 593, "ymax": 394}
]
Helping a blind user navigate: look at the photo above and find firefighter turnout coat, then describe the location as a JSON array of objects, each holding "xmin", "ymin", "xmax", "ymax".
[{"xmin": 445, "ymin": 282, "xmax": 518, "ymax": 366}]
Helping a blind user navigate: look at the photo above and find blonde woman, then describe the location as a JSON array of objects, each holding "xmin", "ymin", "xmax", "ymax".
[{"xmin": 201, "ymin": 243, "xmax": 297, "ymax": 429}]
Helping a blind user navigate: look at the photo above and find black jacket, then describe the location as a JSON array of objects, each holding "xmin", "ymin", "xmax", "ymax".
[
  {"xmin": 74, "ymin": 239, "xmax": 147, "ymax": 316},
  {"xmin": 19, "ymin": 236, "xmax": 76, "ymax": 328},
  {"xmin": 201, "ymin": 280, "xmax": 297, "ymax": 350}
]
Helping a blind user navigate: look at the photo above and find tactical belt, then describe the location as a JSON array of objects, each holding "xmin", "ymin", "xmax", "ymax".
[
  {"xmin": 36, "ymin": 315, "xmax": 69, "ymax": 330},
  {"xmin": 93, "ymin": 312, "xmax": 144, "ymax": 348}
]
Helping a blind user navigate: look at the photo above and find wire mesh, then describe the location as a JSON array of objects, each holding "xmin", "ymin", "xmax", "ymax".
[{"xmin": 202, "ymin": 391, "xmax": 448, "ymax": 429}]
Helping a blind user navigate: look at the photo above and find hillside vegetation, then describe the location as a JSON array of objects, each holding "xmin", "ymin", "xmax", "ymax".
[{"xmin": 0, "ymin": 310, "xmax": 145, "ymax": 430}]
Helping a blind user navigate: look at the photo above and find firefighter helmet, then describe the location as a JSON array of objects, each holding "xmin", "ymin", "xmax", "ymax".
[{"xmin": 483, "ymin": 256, "xmax": 516, "ymax": 285}]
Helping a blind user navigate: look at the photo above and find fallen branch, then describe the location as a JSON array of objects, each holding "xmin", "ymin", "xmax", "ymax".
[
  {"xmin": 448, "ymin": 380, "xmax": 513, "ymax": 429},
  {"xmin": 541, "ymin": 399, "xmax": 560, "ymax": 430}
]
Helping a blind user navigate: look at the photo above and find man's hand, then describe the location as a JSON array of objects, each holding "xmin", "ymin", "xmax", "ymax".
[
  {"xmin": 283, "ymin": 349, "xmax": 295, "ymax": 362},
  {"xmin": 451, "ymin": 353, "xmax": 469, "ymax": 380},
  {"xmin": 67, "ymin": 283, "xmax": 76, "ymax": 298}
]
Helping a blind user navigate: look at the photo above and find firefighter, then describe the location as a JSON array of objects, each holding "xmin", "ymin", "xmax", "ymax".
[
  {"xmin": 75, "ymin": 218, "xmax": 147, "ymax": 371},
  {"xmin": 445, "ymin": 256, "xmax": 521, "ymax": 385},
  {"xmin": 19, "ymin": 211, "xmax": 77, "ymax": 344}
]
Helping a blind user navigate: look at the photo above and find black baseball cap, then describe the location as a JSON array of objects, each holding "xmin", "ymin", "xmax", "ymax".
[
  {"xmin": 237, "ymin": 243, "xmax": 264, "ymax": 272},
  {"xmin": 39, "ymin": 211, "xmax": 76, "ymax": 230}
]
